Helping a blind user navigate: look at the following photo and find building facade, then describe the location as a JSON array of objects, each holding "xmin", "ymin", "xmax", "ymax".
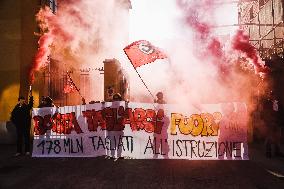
[
  {"xmin": 238, "ymin": 0, "xmax": 284, "ymax": 58},
  {"xmin": 238, "ymin": 0, "xmax": 284, "ymax": 141},
  {"xmin": 0, "ymin": 0, "xmax": 131, "ymax": 143}
]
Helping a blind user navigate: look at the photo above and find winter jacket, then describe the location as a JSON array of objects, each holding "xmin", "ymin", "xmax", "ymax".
[{"xmin": 11, "ymin": 96, "xmax": 33, "ymax": 127}]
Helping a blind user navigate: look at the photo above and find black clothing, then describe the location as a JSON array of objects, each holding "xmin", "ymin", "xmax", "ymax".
[
  {"xmin": 261, "ymin": 97, "xmax": 283, "ymax": 157},
  {"xmin": 11, "ymin": 98, "xmax": 33, "ymax": 126},
  {"xmin": 16, "ymin": 126, "xmax": 30, "ymax": 153},
  {"xmin": 11, "ymin": 96, "xmax": 33, "ymax": 153},
  {"xmin": 262, "ymin": 98, "xmax": 277, "ymax": 124},
  {"xmin": 38, "ymin": 96, "xmax": 54, "ymax": 108}
]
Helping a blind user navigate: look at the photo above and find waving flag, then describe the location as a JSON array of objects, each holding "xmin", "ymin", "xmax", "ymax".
[
  {"xmin": 123, "ymin": 40, "xmax": 167, "ymax": 68},
  {"xmin": 63, "ymin": 77, "xmax": 76, "ymax": 94}
]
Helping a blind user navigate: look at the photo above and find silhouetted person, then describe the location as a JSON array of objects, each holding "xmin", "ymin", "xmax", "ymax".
[
  {"xmin": 89, "ymin": 101, "xmax": 96, "ymax": 104},
  {"xmin": 262, "ymin": 91, "xmax": 283, "ymax": 158},
  {"xmin": 11, "ymin": 95, "xmax": 33, "ymax": 156},
  {"xmin": 38, "ymin": 96, "xmax": 55, "ymax": 108},
  {"xmin": 153, "ymin": 94, "xmax": 169, "ymax": 159},
  {"xmin": 153, "ymin": 108, "xmax": 170, "ymax": 159},
  {"xmin": 113, "ymin": 93, "xmax": 123, "ymax": 101},
  {"xmin": 38, "ymin": 96, "xmax": 47, "ymax": 108},
  {"xmin": 154, "ymin": 92, "xmax": 166, "ymax": 104},
  {"xmin": 108, "ymin": 93, "xmax": 124, "ymax": 161},
  {"xmin": 82, "ymin": 98, "xmax": 86, "ymax": 105},
  {"xmin": 44, "ymin": 96, "xmax": 55, "ymax": 107}
]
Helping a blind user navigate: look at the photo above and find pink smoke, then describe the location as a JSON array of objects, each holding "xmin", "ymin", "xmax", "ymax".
[
  {"xmin": 30, "ymin": 3, "xmax": 88, "ymax": 84},
  {"xmin": 231, "ymin": 30, "xmax": 267, "ymax": 74},
  {"xmin": 29, "ymin": 7, "xmax": 54, "ymax": 84},
  {"xmin": 29, "ymin": 0, "xmax": 129, "ymax": 102},
  {"xmin": 176, "ymin": 0, "xmax": 268, "ymax": 76},
  {"xmin": 29, "ymin": 33, "xmax": 53, "ymax": 84}
]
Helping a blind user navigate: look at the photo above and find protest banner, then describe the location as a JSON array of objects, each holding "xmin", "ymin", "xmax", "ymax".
[{"xmin": 32, "ymin": 101, "xmax": 248, "ymax": 160}]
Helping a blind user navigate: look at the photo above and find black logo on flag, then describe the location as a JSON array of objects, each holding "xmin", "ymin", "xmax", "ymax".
[{"xmin": 138, "ymin": 42, "xmax": 155, "ymax": 55}]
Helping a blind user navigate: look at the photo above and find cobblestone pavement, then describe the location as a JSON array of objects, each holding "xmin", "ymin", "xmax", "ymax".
[{"xmin": 0, "ymin": 144, "xmax": 284, "ymax": 189}]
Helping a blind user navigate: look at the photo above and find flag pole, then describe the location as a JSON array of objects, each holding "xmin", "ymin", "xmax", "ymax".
[
  {"xmin": 66, "ymin": 71, "xmax": 84, "ymax": 99},
  {"xmin": 123, "ymin": 50, "xmax": 156, "ymax": 101},
  {"xmin": 132, "ymin": 67, "xmax": 158, "ymax": 110},
  {"xmin": 134, "ymin": 67, "xmax": 156, "ymax": 100}
]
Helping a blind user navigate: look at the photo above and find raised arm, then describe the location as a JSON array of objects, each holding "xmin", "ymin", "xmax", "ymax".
[{"xmin": 28, "ymin": 96, "xmax": 34, "ymax": 110}]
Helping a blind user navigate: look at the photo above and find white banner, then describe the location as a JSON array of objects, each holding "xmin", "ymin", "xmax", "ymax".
[{"xmin": 32, "ymin": 101, "xmax": 248, "ymax": 160}]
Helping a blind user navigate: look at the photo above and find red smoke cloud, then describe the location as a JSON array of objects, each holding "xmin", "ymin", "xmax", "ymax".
[
  {"xmin": 176, "ymin": 0, "xmax": 268, "ymax": 76},
  {"xmin": 29, "ymin": 0, "xmax": 129, "ymax": 103},
  {"xmin": 208, "ymin": 38, "xmax": 224, "ymax": 59},
  {"xmin": 30, "ymin": 0, "xmax": 124, "ymax": 84},
  {"xmin": 29, "ymin": 2, "xmax": 89, "ymax": 84},
  {"xmin": 177, "ymin": 0, "xmax": 228, "ymax": 75},
  {"xmin": 186, "ymin": 13, "xmax": 211, "ymax": 40},
  {"xmin": 29, "ymin": 33, "xmax": 53, "ymax": 84},
  {"xmin": 29, "ymin": 7, "xmax": 54, "ymax": 84},
  {"xmin": 231, "ymin": 30, "xmax": 267, "ymax": 74}
]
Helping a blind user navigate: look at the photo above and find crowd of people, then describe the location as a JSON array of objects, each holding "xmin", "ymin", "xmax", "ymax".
[
  {"xmin": 9, "ymin": 90, "xmax": 283, "ymax": 158},
  {"xmin": 9, "ymin": 91, "xmax": 165, "ymax": 158}
]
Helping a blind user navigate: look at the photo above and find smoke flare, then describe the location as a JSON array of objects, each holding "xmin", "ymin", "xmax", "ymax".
[{"xmin": 231, "ymin": 30, "xmax": 267, "ymax": 74}]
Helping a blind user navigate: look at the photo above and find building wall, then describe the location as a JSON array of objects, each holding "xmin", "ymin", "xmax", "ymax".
[
  {"xmin": 239, "ymin": 0, "xmax": 284, "ymax": 141},
  {"xmin": 20, "ymin": 0, "xmax": 40, "ymax": 99},
  {"xmin": 0, "ymin": 0, "xmax": 131, "ymax": 143},
  {"xmin": 49, "ymin": 0, "xmax": 131, "ymax": 105},
  {"xmin": 239, "ymin": 0, "xmax": 284, "ymax": 56},
  {"xmin": 0, "ymin": 0, "xmax": 40, "ymax": 122},
  {"xmin": 0, "ymin": 0, "xmax": 40, "ymax": 143},
  {"xmin": 0, "ymin": 0, "xmax": 22, "ymax": 122}
]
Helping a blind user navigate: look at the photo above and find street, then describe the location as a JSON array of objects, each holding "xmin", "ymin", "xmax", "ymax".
[{"xmin": 1, "ymin": 144, "xmax": 284, "ymax": 189}]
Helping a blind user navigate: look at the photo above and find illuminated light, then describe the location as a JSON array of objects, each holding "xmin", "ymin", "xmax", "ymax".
[
  {"xmin": 0, "ymin": 84, "xmax": 40, "ymax": 121},
  {"xmin": 0, "ymin": 84, "xmax": 20, "ymax": 121}
]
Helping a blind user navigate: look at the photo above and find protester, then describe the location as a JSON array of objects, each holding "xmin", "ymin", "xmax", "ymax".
[
  {"xmin": 112, "ymin": 93, "xmax": 123, "ymax": 101},
  {"xmin": 154, "ymin": 92, "xmax": 166, "ymax": 104},
  {"xmin": 262, "ymin": 91, "xmax": 284, "ymax": 158},
  {"xmin": 106, "ymin": 93, "xmax": 124, "ymax": 161},
  {"xmin": 153, "ymin": 92, "xmax": 169, "ymax": 158},
  {"xmin": 10, "ymin": 95, "xmax": 34, "ymax": 156},
  {"xmin": 44, "ymin": 96, "xmax": 55, "ymax": 107},
  {"xmin": 38, "ymin": 96, "xmax": 47, "ymax": 108},
  {"xmin": 82, "ymin": 98, "xmax": 86, "ymax": 105},
  {"xmin": 38, "ymin": 96, "xmax": 55, "ymax": 108}
]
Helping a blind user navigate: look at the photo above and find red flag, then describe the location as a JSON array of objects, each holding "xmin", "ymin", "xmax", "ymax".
[
  {"xmin": 63, "ymin": 78, "xmax": 76, "ymax": 94},
  {"xmin": 123, "ymin": 40, "xmax": 167, "ymax": 68}
]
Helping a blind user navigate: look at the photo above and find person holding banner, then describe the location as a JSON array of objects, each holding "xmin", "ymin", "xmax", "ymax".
[
  {"xmin": 38, "ymin": 96, "xmax": 47, "ymax": 108},
  {"xmin": 105, "ymin": 93, "xmax": 124, "ymax": 161},
  {"xmin": 11, "ymin": 95, "xmax": 34, "ymax": 156},
  {"xmin": 153, "ymin": 92, "xmax": 169, "ymax": 159},
  {"xmin": 38, "ymin": 96, "xmax": 55, "ymax": 108},
  {"xmin": 154, "ymin": 92, "xmax": 166, "ymax": 104},
  {"xmin": 113, "ymin": 93, "xmax": 123, "ymax": 101}
]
